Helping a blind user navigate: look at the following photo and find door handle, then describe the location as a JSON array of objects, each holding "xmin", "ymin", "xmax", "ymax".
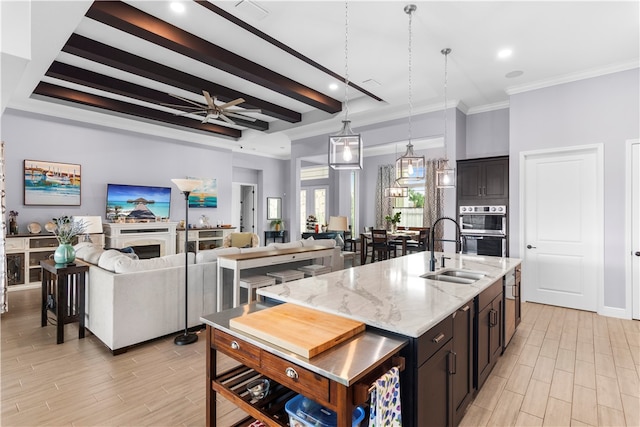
[
  {"xmin": 527, "ymin": 244, "xmax": 537, "ymax": 249},
  {"xmin": 635, "ymin": 251, "xmax": 640, "ymax": 256}
]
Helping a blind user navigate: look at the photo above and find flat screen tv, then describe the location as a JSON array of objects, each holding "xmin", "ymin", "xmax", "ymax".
[{"xmin": 105, "ymin": 184, "xmax": 171, "ymax": 221}]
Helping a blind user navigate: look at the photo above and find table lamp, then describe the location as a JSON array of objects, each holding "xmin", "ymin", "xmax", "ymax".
[{"xmin": 73, "ymin": 216, "xmax": 103, "ymax": 243}]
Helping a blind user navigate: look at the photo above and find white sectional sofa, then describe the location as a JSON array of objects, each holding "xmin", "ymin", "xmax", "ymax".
[{"xmin": 76, "ymin": 236, "xmax": 342, "ymax": 354}]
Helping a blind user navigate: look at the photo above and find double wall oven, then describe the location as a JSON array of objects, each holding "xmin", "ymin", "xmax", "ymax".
[{"xmin": 459, "ymin": 205, "xmax": 507, "ymax": 257}]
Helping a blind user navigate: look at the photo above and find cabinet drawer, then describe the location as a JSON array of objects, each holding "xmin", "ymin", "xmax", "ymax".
[
  {"xmin": 416, "ymin": 315, "xmax": 454, "ymax": 367},
  {"xmin": 213, "ymin": 329, "xmax": 261, "ymax": 369},
  {"xmin": 6, "ymin": 238, "xmax": 26, "ymax": 251},
  {"xmin": 261, "ymin": 350, "xmax": 330, "ymax": 403},
  {"xmin": 477, "ymin": 278, "xmax": 503, "ymax": 310}
]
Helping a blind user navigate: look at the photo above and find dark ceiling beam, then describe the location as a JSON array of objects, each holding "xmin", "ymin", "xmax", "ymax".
[
  {"xmin": 195, "ymin": 1, "xmax": 384, "ymax": 103},
  {"xmin": 45, "ymin": 61, "xmax": 269, "ymax": 131},
  {"xmin": 33, "ymin": 82, "xmax": 242, "ymax": 139},
  {"xmin": 62, "ymin": 34, "xmax": 300, "ymax": 123},
  {"xmin": 85, "ymin": 1, "xmax": 342, "ymax": 114}
]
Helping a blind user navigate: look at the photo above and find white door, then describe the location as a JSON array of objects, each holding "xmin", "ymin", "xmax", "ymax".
[
  {"xmin": 631, "ymin": 141, "xmax": 640, "ymax": 319},
  {"xmin": 522, "ymin": 146, "xmax": 602, "ymax": 311}
]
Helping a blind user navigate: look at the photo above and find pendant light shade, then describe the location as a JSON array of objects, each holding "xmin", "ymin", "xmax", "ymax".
[
  {"xmin": 395, "ymin": 4, "xmax": 425, "ymax": 185},
  {"xmin": 329, "ymin": 120, "xmax": 363, "ymax": 170},
  {"xmin": 328, "ymin": 2, "xmax": 362, "ymax": 170},
  {"xmin": 396, "ymin": 142, "xmax": 425, "ymax": 184},
  {"xmin": 385, "ymin": 186, "xmax": 408, "ymax": 198},
  {"xmin": 437, "ymin": 47, "xmax": 456, "ymax": 189}
]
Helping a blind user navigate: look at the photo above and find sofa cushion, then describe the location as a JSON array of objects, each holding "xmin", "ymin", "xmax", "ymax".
[
  {"xmin": 80, "ymin": 246, "xmax": 105, "ymax": 265},
  {"xmin": 268, "ymin": 241, "xmax": 303, "ymax": 250},
  {"xmin": 302, "ymin": 238, "xmax": 336, "ymax": 248},
  {"xmin": 98, "ymin": 250, "xmax": 131, "ymax": 272},
  {"xmin": 196, "ymin": 247, "xmax": 240, "ymax": 263},
  {"xmin": 240, "ymin": 246, "xmax": 269, "ymax": 254},
  {"xmin": 113, "ymin": 252, "xmax": 195, "ymax": 273}
]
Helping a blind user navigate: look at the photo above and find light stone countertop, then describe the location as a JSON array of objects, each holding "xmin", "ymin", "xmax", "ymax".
[{"xmin": 257, "ymin": 252, "xmax": 522, "ymax": 338}]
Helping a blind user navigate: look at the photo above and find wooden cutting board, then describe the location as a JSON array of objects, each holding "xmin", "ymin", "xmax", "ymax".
[{"xmin": 229, "ymin": 303, "xmax": 365, "ymax": 358}]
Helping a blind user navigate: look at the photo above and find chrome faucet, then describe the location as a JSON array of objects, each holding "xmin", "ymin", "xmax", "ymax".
[{"xmin": 429, "ymin": 217, "xmax": 463, "ymax": 271}]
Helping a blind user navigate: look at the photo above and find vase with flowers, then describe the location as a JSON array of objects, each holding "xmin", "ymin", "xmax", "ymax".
[
  {"xmin": 384, "ymin": 211, "xmax": 402, "ymax": 233},
  {"xmin": 51, "ymin": 216, "xmax": 86, "ymax": 264},
  {"xmin": 8, "ymin": 210, "xmax": 19, "ymax": 235}
]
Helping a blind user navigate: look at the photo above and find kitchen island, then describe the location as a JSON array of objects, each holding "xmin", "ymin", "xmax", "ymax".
[{"xmin": 204, "ymin": 251, "xmax": 521, "ymax": 427}]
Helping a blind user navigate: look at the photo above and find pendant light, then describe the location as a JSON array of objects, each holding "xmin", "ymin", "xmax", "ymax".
[
  {"xmin": 329, "ymin": 1, "xmax": 363, "ymax": 170},
  {"xmin": 436, "ymin": 48, "xmax": 456, "ymax": 188},
  {"xmin": 396, "ymin": 4, "xmax": 425, "ymax": 185},
  {"xmin": 387, "ymin": 145, "xmax": 408, "ymax": 198}
]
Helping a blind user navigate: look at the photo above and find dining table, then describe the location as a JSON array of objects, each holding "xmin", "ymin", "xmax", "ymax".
[{"xmin": 360, "ymin": 229, "xmax": 420, "ymax": 265}]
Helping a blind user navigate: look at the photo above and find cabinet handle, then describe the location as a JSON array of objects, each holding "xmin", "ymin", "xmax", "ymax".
[
  {"xmin": 432, "ymin": 333, "xmax": 446, "ymax": 343},
  {"xmin": 489, "ymin": 309, "xmax": 497, "ymax": 327},
  {"xmin": 230, "ymin": 340, "xmax": 240, "ymax": 350},
  {"xmin": 285, "ymin": 367, "xmax": 299, "ymax": 380},
  {"xmin": 512, "ymin": 284, "xmax": 518, "ymax": 298},
  {"xmin": 448, "ymin": 351, "xmax": 457, "ymax": 375},
  {"xmin": 460, "ymin": 305, "xmax": 470, "ymax": 312}
]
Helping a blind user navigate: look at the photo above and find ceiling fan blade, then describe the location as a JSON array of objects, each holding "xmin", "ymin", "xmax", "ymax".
[
  {"xmin": 225, "ymin": 112, "xmax": 257, "ymax": 122},
  {"xmin": 202, "ymin": 91, "xmax": 216, "ymax": 108},
  {"xmin": 168, "ymin": 93, "xmax": 206, "ymax": 108},
  {"xmin": 219, "ymin": 113, "xmax": 236, "ymax": 124},
  {"xmin": 218, "ymin": 98, "xmax": 245, "ymax": 110}
]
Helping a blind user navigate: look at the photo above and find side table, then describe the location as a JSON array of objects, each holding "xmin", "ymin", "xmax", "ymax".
[
  {"xmin": 40, "ymin": 259, "xmax": 89, "ymax": 344},
  {"xmin": 264, "ymin": 230, "xmax": 286, "ymax": 244}
]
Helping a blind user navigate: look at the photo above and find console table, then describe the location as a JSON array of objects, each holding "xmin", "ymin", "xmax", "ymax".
[
  {"xmin": 264, "ymin": 230, "xmax": 287, "ymax": 244},
  {"xmin": 216, "ymin": 246, "xmax": 335, "ymax": 311},
  {"xmin": 40, "ymin": 259, "xmax": 89, "ymax": 344}
]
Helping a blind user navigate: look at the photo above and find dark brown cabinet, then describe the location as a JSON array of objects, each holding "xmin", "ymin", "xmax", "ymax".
[
  {"xmin": 457, "ymin": 156, "xmax": 509, "ymax": 204},
  {"xmin": 418, "ymin": 340, "xmax": 454, "ymax": 427},
  {"xmin": 452, "ymin": 302, "xmax": 475, "ymax": 426},
  {"xmin": 475, "ymin": 278, "xmax": 504, "ymax": 389}
]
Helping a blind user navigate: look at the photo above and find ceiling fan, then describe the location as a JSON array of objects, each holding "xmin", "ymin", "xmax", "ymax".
[{"xmin": 163, "ymin": 90, "xmax": 262, "ymax": 125}]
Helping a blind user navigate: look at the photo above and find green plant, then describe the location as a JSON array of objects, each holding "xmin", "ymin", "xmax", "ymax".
[
  {"xmin": 52, "ymin": 216, "xmax": 86, "ymax": 244},
  {"xmin": 270, "ymin": 218, "xmax": 283, "ymax": 230},
  {"xmin": 384, "ymin": 211, "xmax": 402, "ymax": 224},
  {"xmin": 408, "ymin": 188, "xmax": 424, "ymax": 208}
]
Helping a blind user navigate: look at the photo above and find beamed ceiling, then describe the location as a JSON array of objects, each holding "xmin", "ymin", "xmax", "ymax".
[{"xmin": 4, "ymin": 1, "xmax": 639, "ymax": 158}]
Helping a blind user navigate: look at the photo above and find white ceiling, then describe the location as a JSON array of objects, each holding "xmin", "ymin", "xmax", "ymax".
[{"xmin": 4, "ymin": 0, "xmax": 639, "ymax": 159}]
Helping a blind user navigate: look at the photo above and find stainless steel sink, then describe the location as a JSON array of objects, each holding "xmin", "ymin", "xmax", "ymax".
[
  {"xmin": 420, "ymin": 269, "xmax": 486, "ymax": 284},
  {"xmin": 439, "ymin": 270, "xmax": 485, "ymax": 281}
]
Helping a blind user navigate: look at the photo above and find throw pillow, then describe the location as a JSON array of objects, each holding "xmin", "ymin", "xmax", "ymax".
[
  {"xmin": 334, "ymin": 233, "xmax": 345, "ymax": 249},
  {"xmin": 230, "ymin": 233, "xmax": 253, "ymax": 248},
  {"xmin": 80, "ymin": 247, "xmax": 105, "ymax": 265},
  {"xmin": 98, "ymin": 250, "xmax": 130, "ymax": 272}
]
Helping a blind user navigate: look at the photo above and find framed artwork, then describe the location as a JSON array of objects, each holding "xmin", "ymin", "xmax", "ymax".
[
  {"xmin": 187, "ymin": 177, "xmax": 217, "ymax": 208},
  {"xmin": 24, "ymin": 160, "xmax": 81, "ymax": 206}
]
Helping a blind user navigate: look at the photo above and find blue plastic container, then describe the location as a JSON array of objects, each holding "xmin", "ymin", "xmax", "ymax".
[{"xmin": 285, "ymin": 394, "xmax": 365, "ymax": 427}]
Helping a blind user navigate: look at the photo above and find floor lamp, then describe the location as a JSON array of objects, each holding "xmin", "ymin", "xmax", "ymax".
[{"xmin": 171, "ymin": 178, "xmax": 202, "ymax": 346}]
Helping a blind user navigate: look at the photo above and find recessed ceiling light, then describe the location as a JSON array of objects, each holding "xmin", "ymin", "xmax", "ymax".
[
  {"xmin": 170, "ymin": 2, "xmax": 185, "ymax": 13},
  {"xmin": 497, "ymin": 48, "xmax": 512, "ymax": 59},
  {"xmin": 505, "ymin": 70, "xmax": 524, "ymax": 78},
  {"xmin": 329, "ymin": 83, "xmax": 339, "ymax": 91}
]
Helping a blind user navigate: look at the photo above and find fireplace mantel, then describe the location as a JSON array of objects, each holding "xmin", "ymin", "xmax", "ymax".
[{"xmin": 103, "ymin": 222, "xmax": 178, "ymax": 257}]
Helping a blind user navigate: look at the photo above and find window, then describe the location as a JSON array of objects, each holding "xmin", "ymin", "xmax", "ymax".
[
  {"xmin": 393, "ymin": 183, "xmax": 425, "ymax": 227},
  {"xmin": 300, "ymin": 190, "xmax": 307, "ymax": 231},
  {"xmin": 300, "ymin": 186, "xmax": 327, "ymax": 230}
]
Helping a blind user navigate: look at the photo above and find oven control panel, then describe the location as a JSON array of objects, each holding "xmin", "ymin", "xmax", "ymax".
[{"xmin": 459, "ymin": 205, "xmax": 506, "ymax": 214}]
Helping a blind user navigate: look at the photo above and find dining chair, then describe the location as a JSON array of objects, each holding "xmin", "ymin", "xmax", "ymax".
[
  {"xmin": 406, "ymin": 228, "xmax": 430, "ymax": 253},
  {"xmin": 371, "ymin": 229, "xmax": 396, "ymax": 262}
]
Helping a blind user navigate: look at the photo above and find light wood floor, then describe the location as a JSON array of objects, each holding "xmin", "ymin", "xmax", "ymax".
[{"xmin": 1, "ymin": 289, "xmax": 639, "ymax": 426}]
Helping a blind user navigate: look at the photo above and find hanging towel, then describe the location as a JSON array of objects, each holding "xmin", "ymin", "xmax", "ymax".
[{"xmin": 369, "ymin": 366, "xmax": 402, "ymax": 426}]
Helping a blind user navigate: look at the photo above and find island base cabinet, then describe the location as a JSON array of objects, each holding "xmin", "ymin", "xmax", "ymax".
[
  {"xmin": 452, "ymin": 302, "xmax": 475, "ymax": 426},
  {"xmin": 417, "ymin": 341, "xmax": 454, "ymax": 427},
  {"xmin": 475, "ymin": 279, "xmax": 504, "ymax": 390}
]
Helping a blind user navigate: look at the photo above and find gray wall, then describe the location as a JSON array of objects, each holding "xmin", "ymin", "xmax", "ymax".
[
  {"xmin": 509, "ymin": 68, "xmax": 640, "ymax": 309},
  {"xmin": 1, "ymin": 109, "xmax": 287, "ymax": 239},
  {"xmin": 465, "ymin": 108, "xmax": 509, "ymax": 159}
]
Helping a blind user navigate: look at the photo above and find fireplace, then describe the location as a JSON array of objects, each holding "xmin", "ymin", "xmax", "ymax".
[{"xmin": 103, "ymin": 222, "xmax": 177, "ymax": 257}]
